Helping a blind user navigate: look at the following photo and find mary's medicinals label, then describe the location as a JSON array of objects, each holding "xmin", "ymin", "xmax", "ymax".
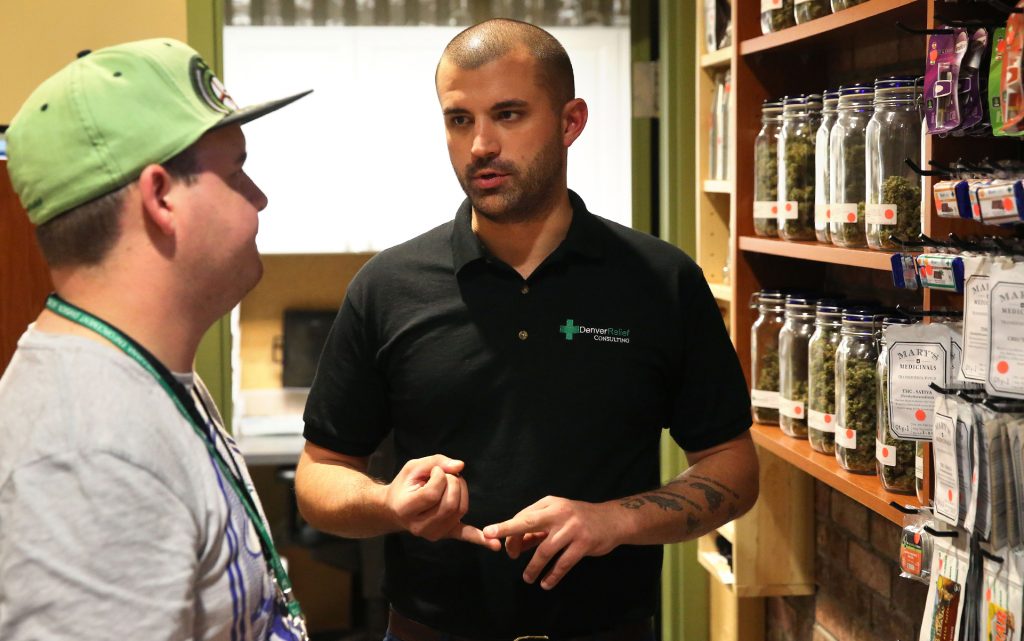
[
  {"xmin": 932, "ymin": 395, "xmax": 961, "ymax": 527},
  {"xmin": 887, "ymin": 324, "xmax": 950, "ymax": 440},
  {"xmin": 754, "ymin": 201, "xmax": 778, "ymax": 219},
  {"xmin": 987, "ymin": 260, "xmax": 1024, "ymax": 399},
  {"xmin": 961, "ymin": 256, "xmax": 993, "ymax": 383},
  {"xmin": 808, "ymin": 408, "xmax": 835, "ymax": 433},
  {"xmin": 751, "ymin": 388, "xmax": 779, "ymax": 409},
  {"xmin": 865, "ymin": 203, "xmax": 899, "ymax": 225},
  {"xmin": 778, "ymin": 201, "xmax": 799, "ymax": 221},
  {"xmin": 779, "ymin": 398, "xmax": 805, "ymax": 419}
]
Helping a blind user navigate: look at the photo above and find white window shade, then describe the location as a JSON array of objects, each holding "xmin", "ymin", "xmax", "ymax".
[{"xmin": 224, "ymin": 25, "xmax": 632, "ymax": 254}]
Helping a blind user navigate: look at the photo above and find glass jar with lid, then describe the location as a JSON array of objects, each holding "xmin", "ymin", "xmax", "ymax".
[
  {"xmin": 865, "ymin": 77, "xmax": 923, "ymax": 250},
  {"xmin": 829, "ymin": 83, "xmax": 874, "ymax": 247},
  {"xmin": 761, "ymin": 0, "xmax": 795, "ymax": 34},
  {"xmin": 779, "ymin": 295, "xmax": 818, "ymax": 437},
  {"xmin": 779, "ymin": 95, "xmax": 821, "ymax": 241},
  {"xmin": 751, "ymin": 290, "xmax": 786, "ymax": 424},
  {"xmin": 795, "ymin": 0, "xmax": 831, "ymax": 23},
  {"xmin": 835, "ymin": 311, "xmax": 880, "ymax": 474},
  {"xmin": 754, "ymin": 100, "xmax": 783, "ymax": 237},
  {"xmin": 877, "ymin": 316, "xmax": 918, "ymax": 493},
  {"xmin": 814, "ymin": 90, "xmax": 839, "ymax": 244},
  {"xmin": 807, "ymin": 300, "xmax": 844, "ymax": 454}
]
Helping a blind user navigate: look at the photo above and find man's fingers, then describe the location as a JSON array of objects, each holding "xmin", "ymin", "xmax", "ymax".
[
  {"xmin": 521, "ymin": 531, "xmax": 548, "ymax": 552},
  {"xmin": 402, "ymin": 455, "xmax": 464, "ymax": 487},
  {"xmin": 484, "ymin": 510, "xmax": 546, "ymax": 540},
  {"xmin": 454, "ymin": 524, "xmax": 502, "ymax": 551},
  {"xmin": 505, "ymin": 534, "xmax": 524, "ymax": 559},
  {"xmin": 539, "ymin": 544, "xmax": 584, "ymax": 590},
  {"xmin": 522, "ymin": 534, "xmax": 569, "ymax": 585}
]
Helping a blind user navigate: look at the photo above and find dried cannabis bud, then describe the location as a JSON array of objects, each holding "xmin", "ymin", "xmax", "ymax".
[
  {"xmin": 781, "ymin": 378, "xmax": 809, "ymax": 437},
  {"xmin": 782, "ymin": 136, "xmax": 816, "ymax": 240},
  {"xmin": 796, "ymin": 0, "xmax": 830, "ymax": 23},
  {"xmin": 869, "ymin": 175, "xmax": 922, "ymax": 249},
  {"xmin": 833, "ymin": 138, "xmax": 866, "ymax": 246},
  {"xmin": 838, "ymin": 357, "xmax": 877, "ymax": 473},
  {"xmin": 754, "ymin": 344, "xmax": 780, "ymax": 423},
  {"xmin": 755, "ymin": 135, "xmax": 779, "ymax": 237},
  {"xmin": 878, "ymin": 362, "xmax": 916, "ymax": 493},
  {"xmin": 808, "ymin": 337, "xmax": 838, "ymax": 454},
  {"xmin": 762, "ymin": 0, "xmax": 795, "ymax": 33}
]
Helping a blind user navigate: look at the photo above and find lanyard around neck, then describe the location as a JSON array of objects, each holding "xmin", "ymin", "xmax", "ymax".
[{"xmin": 45, "ymin": 293, "xmax": 304, "ymax": 621}]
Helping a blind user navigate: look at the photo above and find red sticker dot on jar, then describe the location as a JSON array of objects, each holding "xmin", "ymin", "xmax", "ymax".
[
  {"xmin": 826, "ymin": 209, "xmax": 832, "ymax": 219},
  {"xmin": 771, "ymin": 205, "xmax": 778, "ymax": 215},
  {"xmin": 1004, "ymin": 197, "xmax": 1016, "ymax": 212},
  {"xmin": 998, "ymin": 360, "xmax": 1010, "ymax": 374},
  {"xmin": 882, "ymin": 447, "xmax": 890, "ymax": 458},
  {"xmin": 915, "ymin": 409, "xmax": 926, "ymax": 422},
  {"xmin": 795, "ymin": 406, "xmax": 802, "ymax": 415},
  {"xmin": 884, "ymin": 209, "xmax": 895, "ymax": 220},
  {"xmin": 846, "ymin": 429, "xmax": 854, "ymax": 439},
  {"xmin": 847, "ymin": 212, "xmax": 856, "ymax": 222},
  {"xmin": 948, "ymin": 489, "xmax": 954, "ymax": 501},
  {"xmin": 824, "ymin": 414, "xmax": 833, "ymax": 424},
  {"xmin": 785, "ymin": 203, "xmax": 793, "ymax": 212}
]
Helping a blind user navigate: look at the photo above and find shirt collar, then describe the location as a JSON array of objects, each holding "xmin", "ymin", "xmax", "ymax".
[{"xmin": 451, "ymin": 189, "xmax": 605, "ymax": 273}]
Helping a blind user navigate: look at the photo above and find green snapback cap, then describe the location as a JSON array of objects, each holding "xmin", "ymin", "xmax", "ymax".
[{"xmin": 7, "ymin": 38, "xmax": 311, "ymax": 225}]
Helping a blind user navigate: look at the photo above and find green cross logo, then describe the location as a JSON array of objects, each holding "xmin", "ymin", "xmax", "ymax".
[{"xmin": 559, "ymin": 319, "xmax": 581, "ymax": 341}]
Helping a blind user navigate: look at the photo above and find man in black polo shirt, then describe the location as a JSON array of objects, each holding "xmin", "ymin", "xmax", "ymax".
[{"xmin": 297, "ymin": 18, "xmax": 757, "ymax": 641}]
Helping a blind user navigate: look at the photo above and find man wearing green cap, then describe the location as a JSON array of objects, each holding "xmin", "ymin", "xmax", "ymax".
[{"xmin": 0, "ymin": 39, "xmax": 310, "ymax": 640}]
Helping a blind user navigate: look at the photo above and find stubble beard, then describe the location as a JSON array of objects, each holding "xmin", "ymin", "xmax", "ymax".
[{"xmin": 457, "ymin": 137, "xmax": 565, "ymax": 225}]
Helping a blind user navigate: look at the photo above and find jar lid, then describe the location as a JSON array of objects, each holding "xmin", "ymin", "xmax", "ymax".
[
  {"xmin": 874, "ymin": 75, "xmax": 918, "ymax": 90},
  {"xmin": 842, "ymin": 312, "xmax": 879, "ymax": 324},
  {"xmin": 838, "ymin": 83, "xmax": 873, "ymax": 97},
  {"xmin": 882, "ymin": 315, "xmax": 916, "ymax": 328},
  {"xmin": 786, "ymin": 293, "xmax": 820, "ymax": 305},
  {"xmin": 805, "ymin": 93, "xmax": 823, "ymax": 107},
  {"xmin": 761, "ymin": 99, "xmax": 784, "ymax": 113},
  {"xmin": 823, "ymin": 90, "xmax": 840, "ymax": 101},
  {"xmin": 783, "ymin": 95, "xmax": 806, "ymax": 106}
]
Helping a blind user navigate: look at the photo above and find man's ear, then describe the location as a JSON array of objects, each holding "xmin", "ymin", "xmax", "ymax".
[
  {"xmin": 562, "ymin": 98, "xmax": 588, "ymax": 148},
  {"xmin": 137, "ymin": 164, "xmax": 178, "ymax": 236}
]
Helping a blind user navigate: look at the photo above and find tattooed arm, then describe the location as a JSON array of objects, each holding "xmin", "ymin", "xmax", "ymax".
[{"xmin": 482, "ymin": 432, "xmax": 758, "ymax": 589}]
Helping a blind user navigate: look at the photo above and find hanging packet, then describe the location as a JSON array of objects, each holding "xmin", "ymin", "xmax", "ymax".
[
  {"xmin": 920, "ymin": 533, "xmax": 971, "ymax": 641},
  {"xmin": 934, "ymin": 392, "xmax": 965, "ymax": 528},
  {"xmin": 1002, "ymin": 9, "xmax": 1024, "ymax": 134},
  {"xmin": 927, "ymin": 28, "xmax": 969, "ymax": 135},
  {"xmin": 979, "ymin": 549, "xmax": 1015, "ymax": 641},
  {"xmin": 934, "ymin": 179, "xmax": 973, "ymax": 219},
  {"xmin": 981, "ymin": 404, "xmax": 1012, "ymax": 550},
  {"xmin": 986, "ymin": 259, "xmax": 1024, "ymax": 399},
  {"xmin": 961, "ymin": 256, "xmax": 994, "ymax": 384},
  {"xmin": 902, "ymin": 512, "xmax": 935, "ymax": 584},
  {"xmin": 918, "ymin": 254, "xmax": 965, "ymax": 293},
  {"xmin": 886, "ymin": 323, "xmax": 951, "ymax": 440},
  {"xmin": 974, "ymin": 180, "xmax": 1023, "ymax": 224},
  {"xmin": 953, "ymin": 28, "xmax": 990, "ymax": 134},
  {"xmin": 990, "ymin": 28, "xmax": 1024, "ymax": 137}
]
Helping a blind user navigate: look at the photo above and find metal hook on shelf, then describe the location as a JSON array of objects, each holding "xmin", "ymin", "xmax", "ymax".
[
  {"xmin": 924, "ymin": 525, "xmax": 959, "ymax": 538},
  {"xmin": 888, "ymin": 234, "xmax": 925, "ymax": 250},
  {"xmin": 895, "ymin": 21, "xmax": 955, "ymax": 35},
  {"xmin": 889, "ymin": 501, "xmax": 922, "ymax": 515},
  {"xmin": 905, "ymin": 158, "xmax": 950, "ymax": 178},
  {"xmin": 935, "ymin": 15, "xmax": 1005, "ymax": 29},
  {"xmin": 980, "ymin": 549, "xmax": 1006, "ymax": 565}
]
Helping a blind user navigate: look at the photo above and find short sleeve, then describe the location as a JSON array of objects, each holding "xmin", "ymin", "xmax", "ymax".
[
  {"xmin": 668, "ymin": 268, "xmax": 752, "ymax": 452},
  {"xmin": 0, "ymin": 452, "xmax": 197, "ymax": 641},
  {"xmin": 303, "ymin": 284, "xmax": 391, "ymax": 456}
]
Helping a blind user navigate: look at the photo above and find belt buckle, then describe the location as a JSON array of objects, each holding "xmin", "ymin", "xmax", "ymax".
[{"xmin": 513, "ymin": 636, "xmax": 550, "ymax": 641}]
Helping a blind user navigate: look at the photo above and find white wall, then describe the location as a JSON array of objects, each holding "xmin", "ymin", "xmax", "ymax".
[{"xmin": 224, "ymin": 25, "xmax": 632, "ymax": 254}]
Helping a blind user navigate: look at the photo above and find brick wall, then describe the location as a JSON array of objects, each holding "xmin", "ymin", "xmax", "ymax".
[{"xmin": 765, "ymin": 481, "xmax": 930, "ymax": 641}]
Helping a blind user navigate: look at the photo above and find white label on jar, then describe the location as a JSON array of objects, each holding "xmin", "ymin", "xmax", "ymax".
[
  {"xmin": 815, "ymin": 204, "xmax": 831, "ymax": 229},
  {"xmin": 932, "ymin": 398, "xmax": 959, "ymax": 527},
  {"xmin": 751, "ymin": 389, "xmax": 780, "ymax": 409},
  {"xmin": 976, "ymin": 182, "xmax": 1019, "ymax": 224},
  {"xmin": 835, "ymin": 425, "xmax": 858, "ymax": 450},
  {"xmin": 832, "ymin": 203, "xmax": 859, "ymax": 224},
  {"xmin": 761, "ymin": 0, "xmax": 783, "ymax": 10},
  {"xmin": 865, "ymin": 203, "xmax": 898, "ymax": 225},
  {"xmin": 779, "ymin": 398, "xmax": 805, "ymax": 419},
  {"xmin": 754, "ymin": 201, "xmax": 778, "ymax": 219},
  {"xmin": 988, "ymin": 280, "xmax": 1024, "ymax": 399},
  {"xmin": 778, "ymin": 201, "xmax": 799, "ymax": 221},
  {"xmin": 961, "ymin": 257, "xmax": 991, "ymax": 383},
  {"xmin": 876, "ymin": 438, "xmax": 896, "ymax": 466},
  {"xmin": 888, "ymin": 336, "xmax": 949, "ymax": 440},
  {"xmin": 915, "ymin": 450, "xmax": 924, "ymax": 480},
  {"xmin": 808, "ymin": 408, "xmax": 835, "ymax": 433}
]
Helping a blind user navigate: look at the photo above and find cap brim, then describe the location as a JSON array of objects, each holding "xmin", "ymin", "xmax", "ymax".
[{"xmin": 212, "ymin": 89, "xmax": 313, "ymax": 130}]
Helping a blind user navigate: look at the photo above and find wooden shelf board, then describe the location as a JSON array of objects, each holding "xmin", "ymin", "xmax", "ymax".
[
  {"xmin": 750, "ymin": 423, "xmax": 923, "ymax": 525},
  {"xmin": 700, "ymin": 46, "xmax": 732, "ymax": 69},
  {"xmin": 738, "ymin": 235, "xmax": 898, "ymax": 271},
  {"xmin": 698, "ymin": 550, "xmax": 736, "ymax": 587},
  {"xmin": 739, "ymin": 0, "xmax": 920, "ymax": 57},
  {"xmin": 703, "ymin": 179, "xmax": 732, "ymax": 194},
  {"xmin": 717, "ymin": 520, "xmax": 735, "ymax": 544},
  {"xmin": 708, "ymin": 282, "xmax": 733, "ymax": 303}
]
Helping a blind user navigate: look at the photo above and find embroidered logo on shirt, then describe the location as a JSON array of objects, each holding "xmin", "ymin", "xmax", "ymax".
[{"xmin": 559, "ymin": 319, "xmax": 631, "ymax": 344}]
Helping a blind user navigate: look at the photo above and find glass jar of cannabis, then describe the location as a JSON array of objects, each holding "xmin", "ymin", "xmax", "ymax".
[
  {"xmin": 877, "ymin": 316, "xmax": 918, "ymax": 494},
  {"xmin": 866, "ymin": 77, "xmax": 923, "ymax": 250},
  {"xmin": 795, "ymin": 0, "xmax": 831, "ymax": 23},
  {"xmin": 754, "ymin": 100, "xmax": 784, "ymax": 237},
  {"xmin": 779, "ymin": 95, "xmax": 821, "ymax": 241},
  {"xmin": 751, "ymin": 290, "xmax": 786, "ymax": 424},
  {"xmin": 815, "ymin": 90, "xmax": 839, "ymax": 244},
  {"xmin": 831, "ymin": 0, "xmax": 867, "ymax": 10},
  {"xmin": 835, "ymin": 311, "xmax": 880, "ymax": 474},
  {"xmin": 761, "ymin": 0, "xmax": 795, "ymax": 34},
  {"xmin": 779, "ymin": 295, "xmax": 818, "ymax": 437},
  {"xmin": 807, "ymin": 301, "xmax": 844, "ymax": 454},
  {"xmin": 829, "ymin": 83, "xmax": 874, "ymax": 248}
]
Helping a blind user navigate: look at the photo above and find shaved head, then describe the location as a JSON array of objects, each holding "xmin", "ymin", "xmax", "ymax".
[{"xmin": 437, "ymin": 19, "xmax": 575, "ymax": 110}]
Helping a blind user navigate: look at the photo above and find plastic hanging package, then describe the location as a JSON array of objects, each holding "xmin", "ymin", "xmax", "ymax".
[
  {"xmin": 926, "ymin": 29, "xmax": 968, "ymax": 135},
  {"xmin": 933, "ymin": 392, "xmax": 968, "ymax": 528},
  {"xmin": 901, "ymin": 512, "xmax": 935, "ymax": 584},
  {"xmin": 919, "ymin": 534, "xmax": 970, "ymax": 641},
  {"xmin": 978, "ymin": 549, "xmax": 1016, "ymax": 641},
  {"xmin": 986, "ymin": 259, "xmax": 1024, "ymax": 400},
  {"xmin": 934, "ymin": 179, "xmax": 973, "ymax": 219},
  {"xmin": 962, "ymin": 256, "xmax": 994, "ymax": 385},
  {"xmin": 1002, "ymin": 8, "xmax": 1024, "ymax": 134},
  {"xmin": 953, "ymin": 28, "xmax": 990, "ymax": 136},
  {"xmin": 980, "ymin": 404, "xmax": 1012, "ymax": 551},
  {"xmin": 963, "ymin": 400, "xmax": 991, "ymax": 540},
  {"xmin": 972, "ymin": 179, "xmax": 1023, "ymax": 224}
]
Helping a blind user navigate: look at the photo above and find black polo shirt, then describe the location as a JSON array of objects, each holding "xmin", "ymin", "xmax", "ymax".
[{"xmin": 303, "ymin": 191, "xmax": 750, "ymax": 637}]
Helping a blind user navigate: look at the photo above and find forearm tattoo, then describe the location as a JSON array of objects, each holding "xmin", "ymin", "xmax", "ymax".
[{"xmin": 620, "ymin": 476, "xmax": 741, "ymax": 521}]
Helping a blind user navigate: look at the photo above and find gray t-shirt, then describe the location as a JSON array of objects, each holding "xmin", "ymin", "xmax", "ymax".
[{"xmin": 0, "ymin": 328, "xmax": 288, "ymax": 640}]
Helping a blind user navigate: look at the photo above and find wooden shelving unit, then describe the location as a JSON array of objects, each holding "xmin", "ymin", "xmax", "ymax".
[
  {"xmin": 703, "ymin": 179, "xmax": 732, "ymax": 194},
  {"xmin": 738, "ymin": 236, "xmax": 904, "ymax": 271},
  {"xmin": 700, "ymin": 46, "xmax": 732, "ymax": 69}
]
